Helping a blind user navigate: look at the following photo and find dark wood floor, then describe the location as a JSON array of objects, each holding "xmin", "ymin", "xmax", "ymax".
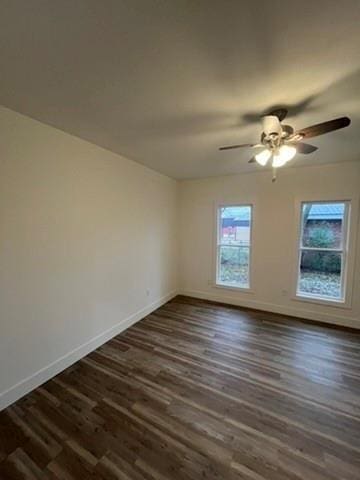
[{"xmin": 1, "ymin": 296, "xmax": 360, "ymax": 479}]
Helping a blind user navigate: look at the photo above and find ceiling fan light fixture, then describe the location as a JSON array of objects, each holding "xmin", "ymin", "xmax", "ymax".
[
  {"xmin": 219, "ymin": 114, "xmax": 351, "ymax": 180},
  {"xmin": 255, "ymin": 148, "xmax": 272, "ymax": 166},
  {"xmin": 272, "ymin": 145, "xmax": 297, "ymax": 168}
]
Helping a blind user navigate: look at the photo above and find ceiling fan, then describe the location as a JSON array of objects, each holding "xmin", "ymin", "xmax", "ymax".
[{"xmin": 219, "ymin": 109, "xmax": 351, "ymax": 181}]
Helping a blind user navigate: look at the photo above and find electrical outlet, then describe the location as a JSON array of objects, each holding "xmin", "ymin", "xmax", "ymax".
[{"xmin": 146, "ymin": 289, "xmax": 150, "ymax": 297}]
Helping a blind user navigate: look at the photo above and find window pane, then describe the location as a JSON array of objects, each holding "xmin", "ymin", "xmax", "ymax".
[
  {"xmin": 220, "ymin": 206, "xmax": 251, "ymax": 246},
  {"xmin": 218, "ymin": 246, "xmax": 249, "ymax": 287},
  {"xmin": 301, "ymin": 202, "xmax": 345, "ymax": 249},
  {"xmin": 298, "ymin": 250, "xmax": 342, "ymax": 299}
]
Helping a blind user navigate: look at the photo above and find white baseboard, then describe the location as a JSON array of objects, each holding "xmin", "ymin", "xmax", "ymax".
[
  {"xmin": 0, "ymin": 290, "xmax": 178, "ymax": 411},
  {"xmin": 179, "ymin": 289, "xmax": 360, "ymax": 330}
]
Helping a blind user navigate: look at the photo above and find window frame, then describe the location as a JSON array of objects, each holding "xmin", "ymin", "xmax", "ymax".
[
  {"xmin": 215, "ymin": 203, "xmax": 253, "ymax": 291},
  {"xmin": 294, "ymin": 199, "xmax": 352, "ymax": 307}
]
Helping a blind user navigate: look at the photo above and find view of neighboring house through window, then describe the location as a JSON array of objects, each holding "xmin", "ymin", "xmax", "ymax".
[
  {"xmin": 297, "ymin": 201, "xmax": 350, "ymax": 302},
  {"xmin": 216, "ymin": 205, "xmax": 252, "ymax": 289}
]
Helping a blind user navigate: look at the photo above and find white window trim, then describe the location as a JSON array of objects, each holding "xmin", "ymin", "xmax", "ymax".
[
  {"xmin": 292, "ymin": 197, "xmax": 358, "ymax": 309},
  {"xmin": 214, "ymin": 203, "xmax": 253, "ymax": 291}
]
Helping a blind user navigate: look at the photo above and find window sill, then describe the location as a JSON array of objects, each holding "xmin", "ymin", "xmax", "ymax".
[
  {"xmin": 293, "ymin": 293, "xmax": 351, "ymax": 310},
  {"xmin": 214, "ymin": 282, "xmax": 254, "ymax": 294}
]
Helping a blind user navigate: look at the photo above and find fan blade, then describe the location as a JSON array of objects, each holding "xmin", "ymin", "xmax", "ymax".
[
  {"xmin": 248, "ymin": 157, "xmax": 256, "ymax": 163},
  {"xmin": 295, "ymin": 117, "xmax": 350, "ymax": 139},
  {"xmin": 295, "ymin": 142, "xmax": 318, "ymax": 154},
  {"xmin": 267, "ymin": 108, "xmax": 288, "ymax": 121},
  {"xmin": 219, "ymin": 143, "xmax": 254, "ymax": 151}
]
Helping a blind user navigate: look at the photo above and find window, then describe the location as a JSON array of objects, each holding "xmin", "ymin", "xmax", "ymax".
[
  {"xmin": 296, "ymin": 201, "xmax": 350, "ymax": 302},
  {"xmin": 216, "ymin": 205, "xmax": 252, "ymax": 289}
]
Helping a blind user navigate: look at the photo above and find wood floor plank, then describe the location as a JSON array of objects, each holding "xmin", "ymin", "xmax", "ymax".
[{"xmin": 1, "ymin": 295, "xmax": 359, "ymax": 479}]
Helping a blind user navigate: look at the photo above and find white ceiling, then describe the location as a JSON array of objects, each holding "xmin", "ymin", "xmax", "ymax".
[{"xmin": 0, "ymin": 0, "xmax": 360, "ymax": 179}]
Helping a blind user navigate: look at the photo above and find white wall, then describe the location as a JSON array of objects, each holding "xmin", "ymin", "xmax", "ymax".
[
  {"xmin": 179, "ymin": 162, "xmax": 360, "ymax": 329},
  {"xmin": 0, "ymin": 106, "xmax": 178, "ymax": 409}
]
